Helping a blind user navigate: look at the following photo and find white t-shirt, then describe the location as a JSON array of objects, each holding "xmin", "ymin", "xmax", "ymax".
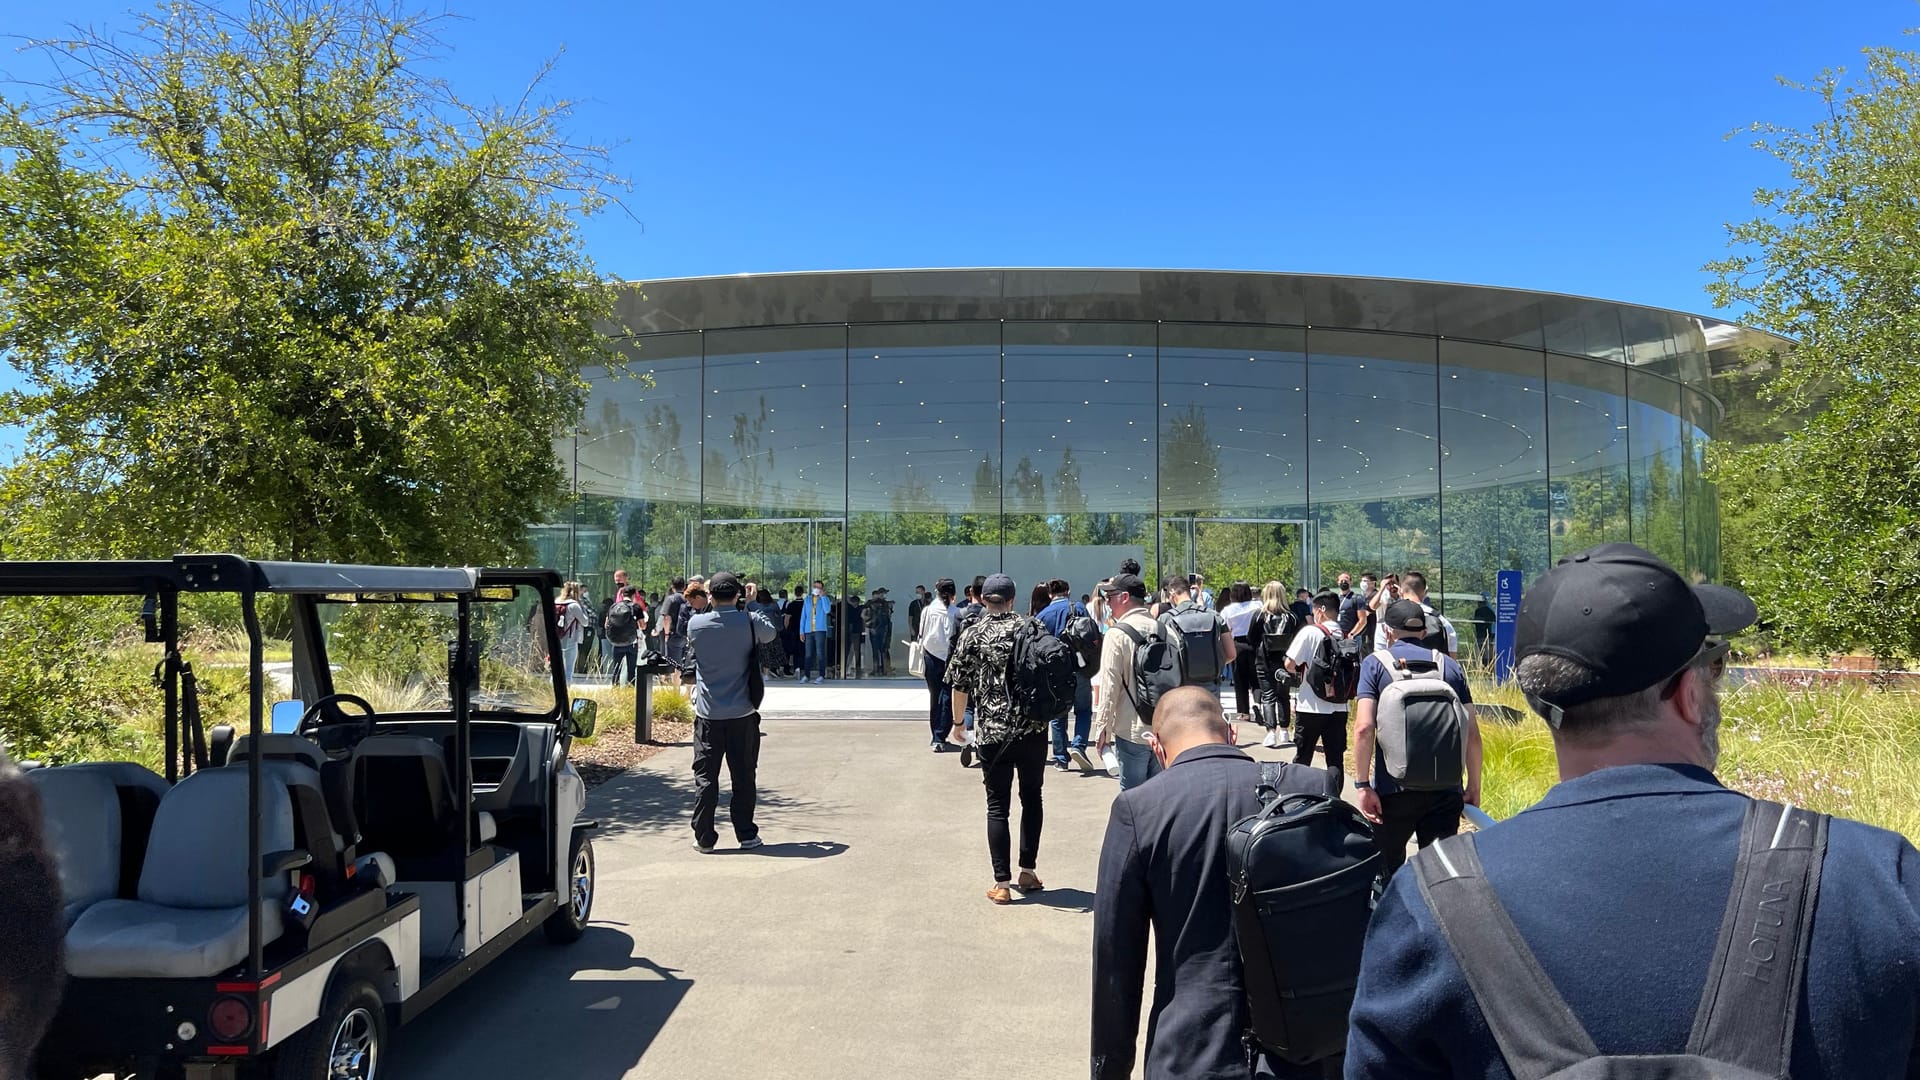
[
  {"xmin": 1286, "ymin": 621, "xmax": 1348, "ymax": 714},
  {"xmin": 1220, "ymin": 599, "xmax": 1261, "ymax": 638},
  {"xmin": 919, "ymin": 601, "xmax": 953, "ymax": 661}
]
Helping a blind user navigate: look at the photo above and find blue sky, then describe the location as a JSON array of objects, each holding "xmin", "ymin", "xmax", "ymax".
[{"xmin": 2, "ymin": 0, "xmax": 1915, "ymax": 440}]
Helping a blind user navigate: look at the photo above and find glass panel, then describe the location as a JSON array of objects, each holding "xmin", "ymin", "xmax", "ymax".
[
  {"xmin": 571, "ymin": 331, "xmax": 704, "ymax": 603},
  {"xmin": 1000, "ymin": 323, "xmax": 1155, "ymax": 596},
  {"xmin": 1439, "ymin": 341, "xmax": 1549, "ymax": 660},
  {"xmin": 1539, "ymin": 297, "xmax": 1626, "ymax": 365},
  {"xmin": 1307, "ymin": 330, "xmax": 1440, "ymax": 587},
  {"xmin": 1547, "ymin": 354, "xmax": 1632, "ymax": 557},
  {"xmin": 1158, "ymin": 323, "xmax": 1311, "ymax": 589},
  {"xmin": 847, "ymin": 322, "xmax": 1002, "ymax": 676},
  {"xmin": 701, "ymin": 325, "xmax": 847, "ymax": 520},
  {"xmin": 1628, "ymin": 371, "xmax": 1687, "ymax": 569},
  {"xmin": 1683, "ymin": 387, "xmax": 1719, "ymax": 583}
]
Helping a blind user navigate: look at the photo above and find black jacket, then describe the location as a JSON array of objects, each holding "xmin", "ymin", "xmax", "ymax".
[{"xmin": 1092, "ymin": 742, "xmax": 1267, "ymax": 1080}]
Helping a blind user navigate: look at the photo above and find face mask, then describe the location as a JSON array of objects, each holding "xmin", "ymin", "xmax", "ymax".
[{"xmin": 812, "ymin": 588, "xmax": 822, "ymax": 597}]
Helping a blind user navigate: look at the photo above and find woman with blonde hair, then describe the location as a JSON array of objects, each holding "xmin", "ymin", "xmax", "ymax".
[
  {"xmin": 1245, "ymin": 580, "xmax": 1303, "ymax": 748},
  {"xmin": 556, "ymin": 580, "xmax": 591, "ymax": 686}
]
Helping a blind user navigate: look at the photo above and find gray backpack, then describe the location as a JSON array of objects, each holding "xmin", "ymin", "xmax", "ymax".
[
  {"xmin": 1374, "ymin": 650, "xmax": 1466, "ymax": 791},
  {"xmin": 1414, "ymin": 801, "xmax": 1827, "ymax": 1079},
  {"xmin": 1160, "ymin": 602, "xmax": 1223, "ymax": 685}
]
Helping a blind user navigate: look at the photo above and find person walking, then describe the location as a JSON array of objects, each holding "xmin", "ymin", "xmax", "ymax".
[
  {"xmin": 1250, "ymin": 580, "xmax": 1301, "ymax": 748},
  {"xmin": 602, "ymin": 585, "xmax": 643, "ymax": 686},
  {"xmin": 1091, "ymin": 686, "xmax": 1317, "ymax": 1080},
  {"xmin": 750, "ymin": 587, "xmax": 789, "ymax": 677},
  {"xmin": 1038, "ymin": 578, "xmax": 1095, "ymax": 772},
  {"xmin": 1348, "ymin": 543, "xmax": 1920, "ymax": 1077},
  {"xmin": 946, "ymin": 576, "xmax": 988, "ymax": 763},
  {"xmin": 555, "ymin": 581, "xmax": 591, "ymax": 687},
  {"xmin": 920, "ymin": 578, "xmax": 957, "ymax": 751},
  {"xmin": 686, "ymin": 572, "xmax": 778, "ymax": 854},
  {"xmin": 945, "ymin": 573, "xmax": 1049, "ymax": 904},
  {"xmin": 907, "ymin": 585, "xmax": 929, "ymax": 643},
  {"xmin": 1283, "ymin": 592, "xmax": 1350, "ymax": 777},
  {"xmin": 1159, "ymin": 575, "xmax": 1236, "ymax": 685},
  {"xmin": 840, "ymin": 589, "xmax": 866, "ymax": 679},
  {"xmin": 1092, "ymin": 573, "xmax": 1163, "ymax": 791},
  {"xmin": 1220, "ymin": 581, "xmax": 1262, "ymax": 724},
  {"xmin": 800, "ymin": 580, "xmax": 832, "ymax": 683},
  {"xmin": 781, "ymin": 586, "xmax": 805, "ymax": 677},
  {"xmin": 1399, "ymin": 570, "xmax": 1459, "ymax": 657},
  {"xmin": 1352, "ymin": 599, "xmax": 1483, "ymax": 881}
]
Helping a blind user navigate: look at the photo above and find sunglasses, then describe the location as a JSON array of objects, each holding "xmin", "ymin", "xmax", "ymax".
[{"xmin": 1659, "ymin": 637, "xmax": 1730, "ymax": 700}]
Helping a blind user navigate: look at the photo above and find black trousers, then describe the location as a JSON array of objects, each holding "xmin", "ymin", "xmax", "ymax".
[
  {"xmin": 1232, "ymin": 637, "xmax": 1257, "ymax": 714},
  {"xmin": 980, "ymin": 732, "xmax": 1047, "ymax": 882},
  {"xmin": 1292, "ymin": 710, "xmax": 1348, "ymax": 775},
  {"xmin": 1374, "ymin": 788, "xmax": 1464, "ymax": 881},
  {"xmin": 691, "ymin": 714, "xmax": 761, "ymax": 848},
  {"xmin": 1256, "ymin": 670, "xmax": 1293, "ymax": 730}
]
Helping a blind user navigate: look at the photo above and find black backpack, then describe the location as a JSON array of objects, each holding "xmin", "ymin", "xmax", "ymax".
[
  {"xmin": 1161, "ymin": 602, "xmax": 1223, "ymax": 685},
  {"xmin": 1056, "ymin": 604, "xmax": 1102, "ymax": 671},
  {"xmin": 1008, "ymin": 617, "xmax": 1077, "ymax": 725},
  {"xmin": 1412, "ymin": 801, "xmax": 1827, "ymax": 1079},
  {"xmin": 1113, "ymin": 621, "xmax": 1181, "ymax": 722},
  {"xmin": 1300, "ymin": 625, "xmax": 1365, "ymax": 704},
  {"xmin": 605, "ymin": 599, "xmax": 640, "ymax": 643},
  {"xmin": 1229, "ymin": 778, "xmax": 1379, "ymax": 1067},
  {"xmin": 1258, "ymin": 610, "xmax": 1301, "ymax": 666}
]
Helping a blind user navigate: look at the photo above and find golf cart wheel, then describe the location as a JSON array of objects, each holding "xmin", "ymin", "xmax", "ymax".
[
  {"xmin": 272, "ymin": 978, "xmax": 386, "ymax": 1080},
  {"xmin": 545, "ymin": 835, "xmax": 595, "ymax": 944}
]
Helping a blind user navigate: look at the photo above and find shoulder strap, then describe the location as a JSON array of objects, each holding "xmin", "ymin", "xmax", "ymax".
[
  {"xmin": 1685, "ymin": 800, "xmax": 1828, "ymax": 1075},
  {"xmin": 1113, "ymin": 622, "xmax": 1146, "ymax": 647},
  {"xmin": 1414, "ymin": 834, "xmax": 1600, "ymax": 1080}
]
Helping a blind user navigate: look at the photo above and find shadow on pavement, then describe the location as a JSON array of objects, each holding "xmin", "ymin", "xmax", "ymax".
[
  {"xmin": 588, "ymin": 765, "xmax": 842, "ymax": 841},
  {"xmin": 713, "ymin": 840, "xmax": 849, "ymax": 859},
  {"xmin": 1027, "ymin": 887, "xmax": 1096, "ymax": 914},
  {"xmin": 385, "ymin": 926, "xmax": 690, "ymax": 1080}
]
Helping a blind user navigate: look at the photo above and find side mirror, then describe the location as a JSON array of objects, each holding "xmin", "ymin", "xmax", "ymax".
[{"xmin": 568, "ymin": 698, "xmax": 599, "ymax": 741}]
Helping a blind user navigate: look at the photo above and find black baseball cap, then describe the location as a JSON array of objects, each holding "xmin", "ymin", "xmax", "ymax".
[
  {"xmin": 707, "ymin": 571, "xmax": 744, "ymax": 599},
  {"xmin": 1100, "ymin": 574, "xmax": 1147, "ymax": 600},
  {"xmin": 1516, "ymin": 543, "xmax": 1756, "ymax": 710},
  {"xmin": 1381, "ymin": 599, "xmax": 1428, "ymax": 634},
  {"xmin": 981, "ymin": 573, "xmax": 1017, "ymax": 601}
]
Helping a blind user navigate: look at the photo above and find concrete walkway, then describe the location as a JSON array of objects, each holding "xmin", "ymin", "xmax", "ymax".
[{"xmin": 386, "ymin": 716, "xmax": 1310, "ymax": 1079}]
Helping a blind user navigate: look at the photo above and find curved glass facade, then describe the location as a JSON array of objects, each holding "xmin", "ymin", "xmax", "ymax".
[{"xmin": 546, "ymin": 270, "xmax": 1777, "ymax": 674}]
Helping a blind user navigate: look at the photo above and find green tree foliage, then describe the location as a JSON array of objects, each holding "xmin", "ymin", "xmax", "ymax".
[
  {"xmin": 1706, "ymin": 42, "xmax": 1920, "ymax": 661},
  {"xmin": 0, "ymin": 0, "xmax": 626, "ymax": 565}
]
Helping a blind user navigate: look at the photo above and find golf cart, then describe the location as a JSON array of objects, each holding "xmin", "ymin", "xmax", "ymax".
[{"xmin": 15, "ymin": 555, "xmax": 598, "ymax": 1080}]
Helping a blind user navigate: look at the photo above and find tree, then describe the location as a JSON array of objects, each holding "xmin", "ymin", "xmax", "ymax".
[
  {"xmin": 1706, "ymin": 40, "xmax": 1920, "ymax": 662},
  {"xmin": 0, "ymin": 0, "xmax": 626, "ymax": 565}
]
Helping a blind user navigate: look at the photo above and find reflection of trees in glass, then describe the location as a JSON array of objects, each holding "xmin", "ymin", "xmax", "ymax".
[
  {"xmin": 1550, "ymin": 468, "xmax": 1630, "ymax": 555},
  {"xmin": 1161, "ymin": 406, "xmax": 1222, "ymax": 513}
]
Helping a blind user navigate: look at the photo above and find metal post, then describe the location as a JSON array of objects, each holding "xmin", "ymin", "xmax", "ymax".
[{"xmin": 242, "ymin": 589, "xmax": 263, "ymax": 980}]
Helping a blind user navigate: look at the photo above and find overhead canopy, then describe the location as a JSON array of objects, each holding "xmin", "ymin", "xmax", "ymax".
[{"xmin": 0, "ymin": 555, "xmax": 483, "ymax": 598}]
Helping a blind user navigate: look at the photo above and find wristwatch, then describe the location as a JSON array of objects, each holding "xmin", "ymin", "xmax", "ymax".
[{"xmin": 1354, "ymin": 780, "xmax": 1372, "ymax": 790}]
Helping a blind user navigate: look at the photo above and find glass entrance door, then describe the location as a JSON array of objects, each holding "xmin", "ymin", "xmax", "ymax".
[
  {"xmin": 1159, "ymin": 517, "xmax": 1315, "ymax": 593},
  {"xmin": 700, "ymin": 517, "xmax": 846, "ymax": 596}
]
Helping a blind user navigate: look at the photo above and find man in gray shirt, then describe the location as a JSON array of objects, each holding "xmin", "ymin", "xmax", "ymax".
[{"xmin": 687, "ymin": 571, "xmax": 779, "ymax": 853}]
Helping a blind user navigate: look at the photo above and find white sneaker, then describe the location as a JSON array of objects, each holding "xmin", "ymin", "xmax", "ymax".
[
  {"xmin": 739, "ymin": 837, "xmax": 765, "ymax": 850},
  {"xmin": 694, "ymin": 841, "xmax": 715, "ymax": 854},
  {"xmin": 1263, "ymin": 731, "xmax": 1279, "ymax": 749}
]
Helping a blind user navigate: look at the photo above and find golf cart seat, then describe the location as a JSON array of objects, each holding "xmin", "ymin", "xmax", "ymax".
[
  {"xmin": 64, "ymin": 767, "xmax": 295, "ymax": 979},
  {"xmin": 351, "ymin": 736, "xmax": 494, "ymax": 878},
  {"xmin": 228, "ymin": 733, "xmax": 359, "ymax": 856},
  {"xmin": 228, "ymin": 732, "xmax": 326, "ymax": 771},
  {"xmin": 28, "ymin": 763, "xmax": 169, "ymax": 928},
  {"xmin": 29, "ymin": 768, "xmax": 124, "ymax": 928}
]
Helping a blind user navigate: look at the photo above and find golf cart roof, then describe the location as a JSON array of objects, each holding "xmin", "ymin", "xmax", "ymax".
[{"xmin": 0, "ymin": 554, "xmax": 480, "ymax": 598}]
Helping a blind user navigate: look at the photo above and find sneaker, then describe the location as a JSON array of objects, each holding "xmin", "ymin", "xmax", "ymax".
[
  {"xmin": 960, "ymin": 744, "xmax": 975, "ymax": 768},
  {"xmin": 1054, "ymin": 760, "xmax": 1071, "ymax": 772},
  {"xmin": 1068, "ymin": 748, "xmax": 1094, "ymax": 771},
  {"xmin": 1015, "ymin": 870, "xmax": 1045, "ymax": 892},
  {"xmin": 931, "ymin": 740, "xmax": 946, "ymax": 753},
  {"xmin": 739, "ymin": 837, "xmax": 765, "ymax": 850},
  {"xmin": 986, "ymin": 883, "xmax": 1013, "ymax": 904},
  {"xmin": 694, "ymin": 841, "xmax": 715, "ymax": 854},
  {"xmin": 1263, "ymin": 731, "xmax": 1278, "ymax": 749}
]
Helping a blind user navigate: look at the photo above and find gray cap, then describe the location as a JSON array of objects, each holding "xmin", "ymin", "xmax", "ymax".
[{"xmin": 981, "ymin": 573, "xmax": 1017, "ymax": 601}]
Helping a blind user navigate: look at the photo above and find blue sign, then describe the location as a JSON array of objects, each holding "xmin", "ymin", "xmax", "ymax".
[{"xmin": 1494, "ymin": 570, "xmax": 1523, "ymax": 683}]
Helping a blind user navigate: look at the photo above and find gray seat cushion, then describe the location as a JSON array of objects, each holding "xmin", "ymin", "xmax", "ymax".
[
  {"xmin": 64, "ymin": 899, "xmax": 285, "ymax": 978},
  {"xmin": 27, "ymin": 767, "xmax": 122, "ymax": 927},
  {"xmin": 228, "ymin": 733, "xmax": 327, "ymax": 773},
  {"xmin": 63, "ymin": 767, "xmax": 296, "ymax": 979}
]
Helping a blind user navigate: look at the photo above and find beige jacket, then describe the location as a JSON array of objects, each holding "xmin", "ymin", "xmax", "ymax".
[{"xmin": 1094, "ymin": 608, "xmax": 1160, "ymax": 745}]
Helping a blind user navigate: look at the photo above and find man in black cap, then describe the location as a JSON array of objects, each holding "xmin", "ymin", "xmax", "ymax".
[
  {"xmin": 1351, "ymin": 598, "xmax": 1482, "ymax": 880},
  {"xmin": 685, "ymin": 571, "xmax": 779, "ymax": 854},
  {"xmin": 946, "ymin": 572, "xmax": 1049, "ymax": 904},
  {"xmin": 1347, "ymin": 543, "xmax": 1920, "ymax": 1077}
]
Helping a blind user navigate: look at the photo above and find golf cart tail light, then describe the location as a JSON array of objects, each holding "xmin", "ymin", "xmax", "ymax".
[{"xmin": 209, "ymin": 996, "xmax": 253, "ymax": 1041}]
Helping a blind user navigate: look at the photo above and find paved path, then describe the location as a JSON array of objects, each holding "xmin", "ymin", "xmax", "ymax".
[{"xmin": 387, "ymin": 715, "xmax": 1311, "ymax": 1079}]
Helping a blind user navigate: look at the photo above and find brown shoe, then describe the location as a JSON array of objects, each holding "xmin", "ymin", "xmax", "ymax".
[
  {"xmin": 986, "ymin": 883, "xmax": 1013, "ymax": 904},
  {"xmin": 1015, "ymin": 870, "xmax": 1045, "ymax": 893}
]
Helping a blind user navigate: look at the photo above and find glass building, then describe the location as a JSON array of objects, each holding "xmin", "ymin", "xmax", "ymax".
[{"xmin": 542, "ymin": 269, "xmax": 1786, "ymax": 673}]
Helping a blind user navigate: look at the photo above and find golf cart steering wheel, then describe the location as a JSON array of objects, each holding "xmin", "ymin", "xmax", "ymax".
[{"xmin": 296, "ymin": 692, "xmax": 378, "ymax": 745}]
